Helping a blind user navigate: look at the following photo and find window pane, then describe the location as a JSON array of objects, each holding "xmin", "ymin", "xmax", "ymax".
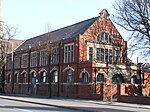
[
  {"xmin": 22, "ymin": 54, "xmax": 28, "ymax": 68},
  {"xmin": 97, "ymin": 73, "xmax": 104, "ymax": 83},
  {"xmin": 52, "ymin": 71, "xmax": 58, "ymax": 83},
  {"xmin": 116, "ymin": 50, "xmax": 121, "ymax": 64},
  {"xmin": 109, "ymin": 49, "xmax": 113, "ymax": 64},
  {"xmin": 64, "ymin": 44, "xmax": 74, "ymax": 63},
  {"xmin": 89, "ymin": 47, "xmax": 93, "ymax": 61},
  {"xmin": 101, "ymin": 48, "xmax": 104, "ymax": 62},
  {"xmin": 105, "ymin": 49, "xmax": 108, "ymax": 63},
  {"xmin": 82, "ymin": 72, "xmax": 89, "ymax": 83},
  {"xmin": 96, "ymin": 48, "xmax": 100, "ymax": 61},
  {"xmin": 67, "ymin": 69, "xmax": 73, "ymax": 83},
  {"xmin": 40, "ymin": 50, "xmax": 48, "ymax": 66}
]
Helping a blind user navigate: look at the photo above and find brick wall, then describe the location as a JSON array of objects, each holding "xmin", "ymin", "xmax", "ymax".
[{"xmin": 118, "ymin": 95, "xmax": 150, "ymax": 105}]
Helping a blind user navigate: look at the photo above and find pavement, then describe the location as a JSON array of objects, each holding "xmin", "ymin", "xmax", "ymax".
[{"xmin": 0, "ymin": 94, "xmax": 149, "ymax": 112}]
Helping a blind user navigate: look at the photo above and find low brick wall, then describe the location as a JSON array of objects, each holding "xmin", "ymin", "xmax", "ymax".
[{"xmin": 118, "ymin": 95, "xmax": 150, "ymax": 105}]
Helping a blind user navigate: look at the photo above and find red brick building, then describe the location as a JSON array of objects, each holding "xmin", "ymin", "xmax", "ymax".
[
  {"xmin": 5, "ymin": 9, "xmax": 144, "ymax": 101},
  {"xmin": 142, "ymin": 63, "xmax": 150, "ymax": 96}
]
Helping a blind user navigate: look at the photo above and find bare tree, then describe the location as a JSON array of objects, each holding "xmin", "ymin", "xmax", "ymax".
[
  {"xmin": 0, "ymin": 24, "xmax": 19, "ymax": 93},
  {"xmin": 113, "ymin": 0, "xmax": 150, "ymax": 61}
]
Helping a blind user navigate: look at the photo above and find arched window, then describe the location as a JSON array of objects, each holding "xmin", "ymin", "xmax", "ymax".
[
  {"xmin": 66, "ymin": 69, "xmax": 73, "ymax": 83},
  {"xmin": 14, "ymin": 73, "xmax": 19, "ymax": 83},
  {"xmin": 82, "ymin": 72, "xmax": 89, "ymax": 83},
  {"xmin": 22, "ymin": 73, "xmax": 26, "ymax": 83},
  {"xmin": 7, "ymin": 74, "xmax": 11, "ymax": 83},
  {"xmin": 97, "ymin": 32, "xmax": 113, "ymax": 43},
  {"xmin": 112, "ymin": 74, "xmax": 124, "ymax": 84},
  {"xmin": 131, "ymin": 75, "xmax": 137, "ymax": 84},
  {"xmin": 31, "ymin": 72, "xmax": 36, "ymax": 84},
  {"xmin": 39, "ymin": 71, "xmax": 47, "ymax": 83},
  {"xmin": 97, "ymin": 73, "xmax": 104, "ymax": 83},
  {"xmin": 52, "ymin": 71, "xmax": 58, "ymax": 83}
]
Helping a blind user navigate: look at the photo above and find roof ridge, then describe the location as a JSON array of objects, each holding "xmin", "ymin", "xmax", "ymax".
[
  {"xmin": 50, "ymin": 16, "xmax": 99, "ymax": 33},
  {"xmin": 27, "ymin": 16, "xmax": 99, "ymax": 41},
  {"xmin": 15, "ymin": 16, "xmax": 99, "ymax": 51}
]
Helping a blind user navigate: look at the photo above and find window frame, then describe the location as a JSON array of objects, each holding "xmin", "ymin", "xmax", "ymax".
[
  {"xmin": 30, "ymin": 51, "xmax": 37, "ymax": 67},
  {"xmin": 66, "ymin": 69, "xmax": 74, "ymax": 83},
  {"xmin": 82, "ymin": 72, "xmax": 89, "ymax": 83},
  {"xmin": 52, "ymin": 71, "xmax": 58, "ymax": 83},
  {"xmin": 14, "ymin": 55, "xmax": 20, "ymax": 69},
  {"xmin": 40, "ymin": 49, "xmax": 48, "ymax": 66},
  {"xmin": 14, "ymin": 73, "xmax": 19, "ymax": 83},
  {"xmin": 22, "ymin": 53, "xmax": 28, "ymax": 68},
  {"xmin": 7, "ymin": 57, "xmax": 12, "ymax": 70},
  {"xmin": 97, "ymin": 73, "xmax": 104, "ymax": 83},
  {"xmin": 51, "ymin": 47, "xmax": 59, "ymax": 64},
  {"xmin": 97, "ymin": 31, "xmax": 113, "ymax": 43},
  {"xmin": 64, "ymin": 43, "xmax": 74, "ymax": 63},
  {"xmin": 89, "ymin": 47, "xmax": 93, "ymax": 61}
]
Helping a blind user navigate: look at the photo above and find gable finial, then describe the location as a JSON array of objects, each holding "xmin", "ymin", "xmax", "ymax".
[{"xmin": 99, "ymin": 9, "xmax": 110, "ymax": 20}]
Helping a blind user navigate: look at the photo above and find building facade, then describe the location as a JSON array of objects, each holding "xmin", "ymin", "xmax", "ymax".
[{"xmin": 5, "ymin": 9, "xmax": 144, "ymax": 101}]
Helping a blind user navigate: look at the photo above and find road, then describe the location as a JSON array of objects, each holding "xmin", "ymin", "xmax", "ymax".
[
  {"xmin": 0, "ymin": 99, "xmax": 77, "ymax": 112},
  {"xmin": 0, "ymin": 97, "xmax": 149, "ymax": 112}
]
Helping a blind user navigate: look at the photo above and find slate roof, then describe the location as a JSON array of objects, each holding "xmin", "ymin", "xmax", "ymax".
[
  {"xmin": 142, "ymin": 63, "xmax": 150, "ymax": 72},
  {"xmin": 16, "ymin": 16, "xmax": 99, "ymax": 51}
]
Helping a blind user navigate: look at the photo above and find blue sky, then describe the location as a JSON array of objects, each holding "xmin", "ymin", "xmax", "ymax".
[
  {"xmin": 4, "ymin": 0, "xmax": 148, "ymax": 63},
  {"xmin": 3, "ymin": 0, "xmax": 115, "ymax": 40}
]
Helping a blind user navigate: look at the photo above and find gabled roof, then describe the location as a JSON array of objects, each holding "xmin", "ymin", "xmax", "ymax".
[{"xmin": 16, "ymin": 16, "xmax": 99, "ymax": 51}]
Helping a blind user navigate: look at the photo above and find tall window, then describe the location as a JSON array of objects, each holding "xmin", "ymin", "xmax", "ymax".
[
  {"xmin": 7, "ymin": 74, "xmax": 11, "ymax": 83},
  {"xmin": 115, "ymin": 50, "xmax": 121, "ymax": 64},
  {"xmin": 14, "ymin": 73, "xmax": 19, "ymax": 83},
  {"xmin": 89, "ymin": 47, "xmax": 93, "ymax": 61},
  {"xmin": 64, "ymin": 44, "xmax": 74, "ymax": 63},
  {"xmin": 109, "ymin": 50, "xmax": 113, "ymax": 64},
  {"xmin": 40, "ymin": 50, "xmax": 47, "ymax": 66},
  {"xmin": 14, "ymin": 56, "xmax": 20, "ymax": 69},
  {"xmin": 30, "ymin": 52, "xmax": 37, "ymax": 67},
  {"xmin": 82, "ymin": 72, "xmax": 89, "ymax": 83},
  {"xmin": 100, "ymin": 48, "xmax": 104, "ymax": 63},
  {"xmin": 22, "ymin": 54, "xmax": 28, "ymax": 68},
  {"xmin": 39, "ymin": 71, "xmax": 47, "ymax": 83},
  {"xmin": 52, "ymin": 48, "xmax": 59, "ymax": 64},
  {"xmin": 7, "ymin": 57, "xmax": 12, "ymax": 70},
  {"xmin": 52, "ymin": 71, "xmax": 58, "ymax": 83},
  {"xmin": 97, "ymin": 32, "xmax": 113, "ymax": 43},
  {"xmin": 22, "ymin": 73, "xmax": 26, "ymax": 83},
  {"xmin": 96, "ymin": 48, "xmax": 100, "ymax": 61},
  {"xmin": 105, "ymin": 49, "xmax": 108, "ymax": 63},
  {"xmin": 97, "ymin": 73, "xmax": 104, "ymax": 83},
  {"xmin": 66, "ymin": 69, "xmax": 73, "ymax": 83}
]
